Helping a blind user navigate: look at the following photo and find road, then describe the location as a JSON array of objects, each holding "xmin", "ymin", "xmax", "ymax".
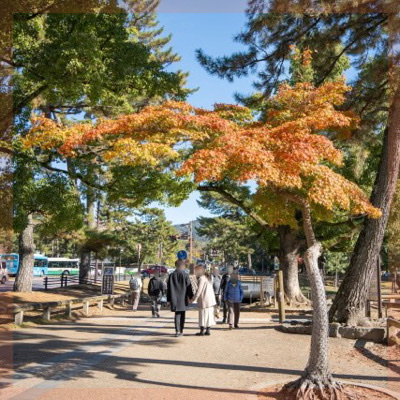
[
  {"xmin": 0, "ymin": 277, "xmax": 44, "ymax": 293},
  {"xmin": 0, "ymin": 304, "xmax": 392, "ymax": 400}
]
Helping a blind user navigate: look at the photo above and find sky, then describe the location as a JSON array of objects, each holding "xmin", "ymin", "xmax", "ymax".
[{"xmin": 152, "ymin": 13, "xmax": 255, "ymax": 225}]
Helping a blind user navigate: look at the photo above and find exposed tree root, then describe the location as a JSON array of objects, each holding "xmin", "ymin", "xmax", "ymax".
[
  {"xmin": 285, "ymin": 293, "xmax": 311, "ymax": 307},
  {"xmin": 285, "ymin": 376, "xmax": 360, "ymax": 400}
]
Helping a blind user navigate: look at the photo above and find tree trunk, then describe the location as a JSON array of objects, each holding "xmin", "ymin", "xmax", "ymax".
[
  {"xmin": 330, "ymin": 99, "xmax": 400, "ymax": 323},
  {"xmin": 86, "ymin": 187, "xmax": 96, "ymax": 229},
  {"xmin": 14, "ymin": 214, "xmax": 35, "ymax": 293},
  {"xmin": 288, "ymin": 202, "xmax": 340, "ymax": 397},
  {"xmin": 278, "ymin": 226, "xmax": 308, "ymax": 305},
  {"xmin": 79, "ymin": 250, "xmax": 91, "ymax": 284}
]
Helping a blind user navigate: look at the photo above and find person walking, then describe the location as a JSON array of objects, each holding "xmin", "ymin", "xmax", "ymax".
[
  {"xmin": 129, "ymin": 272, "xmax": 142, "ymax": 311},
  {"xmin": 224, "ymin": 272, "xmax": 243, "ymax": 329},
  {"xmin": 191, "ymin": 265, "xmax": 216, "ymax": 336},
  {"xmin": 167, "ymin": 260, "xmax": 194, "ymax": 337},
  {"xmin": 148, "ymin": 271, "xmax": 165, "ymax": 318},
  {"xmin": 211, "ymin": 266, "xmax": 222, "ymax": 319},
  {"xmin": 219, "ymin": 265, "xmax": 233, "ymax": 324}
]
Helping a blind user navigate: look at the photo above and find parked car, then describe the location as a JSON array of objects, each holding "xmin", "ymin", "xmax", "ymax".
[{"xmin": 141, "ymin": 265, "xmax": 168, "ymax": 278}]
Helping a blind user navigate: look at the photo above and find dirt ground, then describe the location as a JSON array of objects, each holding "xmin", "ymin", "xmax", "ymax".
[{"xmin": 0, "ymin": 300, "xmax": 397, "ymax": 400}]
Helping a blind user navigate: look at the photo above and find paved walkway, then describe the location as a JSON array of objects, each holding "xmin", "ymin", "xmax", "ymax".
[{"xmin": 0, "ymin": 304, "xmax": 393, "ymax": 400}]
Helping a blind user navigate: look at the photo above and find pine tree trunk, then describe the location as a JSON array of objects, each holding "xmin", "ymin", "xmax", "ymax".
[
  {"xmin": 79, "ymin": 250, "xmax": 91, "ymax": 284},
  {"xmin": 330, "ymin": 88, "xmax": 400, "ymax": 323},
  {"xmin": 14, "ymin": 214, "xmax": 35, "ymax": 293},
  {"xmin": 278, "ymin": 226, "xmax": 308, "ymax": 305}
]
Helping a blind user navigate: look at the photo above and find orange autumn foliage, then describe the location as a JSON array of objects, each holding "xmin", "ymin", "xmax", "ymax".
[{"xmin": 23, "ymin": 79, "xmax": 381, "ymax": 221}]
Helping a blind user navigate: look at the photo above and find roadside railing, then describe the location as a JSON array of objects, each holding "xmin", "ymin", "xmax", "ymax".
[
  {"xmin": 13, "ymin": 292, "xmax": 130, "ymax": 326},
  {"xmin": 43, "ymin": 274, "xmax": 80, "ymax": 290},
  {"xmin": 43, "ymin": 274, "xmax": 131, "ymax": 291}
]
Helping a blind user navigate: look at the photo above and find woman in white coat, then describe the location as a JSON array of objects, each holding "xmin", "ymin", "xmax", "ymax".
[{"xmin": 191, "ymin": 265, "xmax": 216, "ymax": 336}]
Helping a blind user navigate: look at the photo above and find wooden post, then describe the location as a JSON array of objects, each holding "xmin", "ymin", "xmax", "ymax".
[
  {"xmin": 43, "ymin": 307, "xmax": 51, "ymax": 321},
  {"xmin": 109, "ymin": 296, "xmax": 115, "ymax": 309},
  {"xmin": 83, "ymin": 300, "xmax": 90, "ymax": 316},
  {"xmin": 377, "ymin": 258, "xmax": 383, "ymax": 319},
  {"xmin": 278, "ymin": 270, "xmax": 285, "ymax": 323},
  {"xmin": 65, "ymin": 301, "xmax": 72, "ymax": 318},
  {"xmin": 15, "ymin": 310, "xmax": 24, "ymax": 326},
  {"xmin": 98, "ymin": 299, "xmax": 103, "ymax": 312}
]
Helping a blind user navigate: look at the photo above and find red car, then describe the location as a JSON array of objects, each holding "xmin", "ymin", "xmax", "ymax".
[{"xmin": 141, "ymin": 265, "xmax": 168, "ymax": 277}]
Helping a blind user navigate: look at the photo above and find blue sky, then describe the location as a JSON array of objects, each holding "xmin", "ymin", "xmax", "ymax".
[{"xmin": 153, "ymin": 13, "xmax": 255, "ymax": 225}]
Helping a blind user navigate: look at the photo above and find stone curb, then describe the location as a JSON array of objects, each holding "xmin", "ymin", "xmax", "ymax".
[{"xmin": 245, "ymin": 379, "xmax": 400, "ymax": 400}]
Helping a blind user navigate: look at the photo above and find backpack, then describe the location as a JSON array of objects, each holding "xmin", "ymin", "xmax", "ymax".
[{"xmin": 129, "ymin": 276, "xmax": 139, "ymax": 291}]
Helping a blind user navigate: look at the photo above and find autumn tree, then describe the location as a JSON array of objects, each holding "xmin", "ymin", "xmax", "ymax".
[{"xmin": 178, "ymin": 83, "xmax": 379, "ymax": 396}]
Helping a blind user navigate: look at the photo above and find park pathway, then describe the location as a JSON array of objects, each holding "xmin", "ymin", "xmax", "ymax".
[{"xmin": 0, "ymin": 305, "xmax": 392, "ymax": 400}]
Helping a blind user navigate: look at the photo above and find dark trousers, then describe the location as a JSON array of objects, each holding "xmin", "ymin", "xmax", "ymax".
[
  {"xmin": 151, "ymin": 296, "xmax": 161, "ymax": 316},
  {"xmin": 174, "ymin": 311, "xmax": 186, "ymax": 333},
  {"xmin": 227, "ymin": 301, "xmax": 240, "ymax": 326},
  {"xmin": 222, "ymin": 299, "xmax": 229, "ymax": 321}
]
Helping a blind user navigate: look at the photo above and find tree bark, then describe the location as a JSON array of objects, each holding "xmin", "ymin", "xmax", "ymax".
[
  {"xmin": 289, "ymin": 202, "xmax": 340, "ymax": 396},
  {"xmin": 330, "ymin": 91, "xmax": 400, "ymax": 323},
  {"xmin": 79, "ymin": 250, "xmax": 91, "ymax": 284},
  {"xmin": 14, "ymin": 214, "xmax": 35, "ymax": 293},
  {"xmin": 278, "ymin": 226, "xmax": 308, "ymax": 305}
]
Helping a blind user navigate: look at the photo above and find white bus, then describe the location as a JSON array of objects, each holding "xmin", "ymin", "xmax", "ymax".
[{"xmin": 47, "ymin": 257, "xmax": 80, "ymax": 275}]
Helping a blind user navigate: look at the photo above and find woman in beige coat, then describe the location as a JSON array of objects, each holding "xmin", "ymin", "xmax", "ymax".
[{"xmin": 191, "ymin": 265, "xmax": 216, "ymax": 336}]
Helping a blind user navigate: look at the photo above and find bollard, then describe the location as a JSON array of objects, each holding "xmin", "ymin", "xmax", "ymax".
[
  {"xmin": 65, "ymin": 301, "xmax": 72, "ymax": 318},
  {"xmin": 98, "ymin": 299, "xmax": 103, "ymax": 312},
  {"xmin": 43, "ymin": 307, "xmax": 51, "ymax": 321},
  {"xmin": 83, "ymin": 300, "xmax": 90, "ymax": 316},
  {"xmin": 15, "ymin": 310, "xmax": 24, "ymax": 326},
  {"xmin": 44, "ymin": 277, "xmax": 48, "ymax": 291}
]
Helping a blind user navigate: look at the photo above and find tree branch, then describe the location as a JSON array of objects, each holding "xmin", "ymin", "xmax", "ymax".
[{"xmin": 197, "ymin": 184, "xmax": 275, "ymax": 231}]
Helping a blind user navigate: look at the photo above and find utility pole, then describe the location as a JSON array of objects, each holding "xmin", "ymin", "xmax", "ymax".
[{"xmin": 136, "ymin": 243, "xmax": 142, "ymax": 272}]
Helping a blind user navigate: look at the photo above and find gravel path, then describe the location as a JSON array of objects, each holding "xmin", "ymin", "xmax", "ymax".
[{"xmin": 0, "ymin": 303, "xmax": 394, "ymax": 400}]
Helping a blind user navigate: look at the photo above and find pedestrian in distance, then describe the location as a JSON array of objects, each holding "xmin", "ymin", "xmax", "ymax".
[
  {"xmin": 224, "ymin": 272, "xmax": 243, "ymax": 329},
  {"xmin": 211, "ymin": 266, "xmax": 222, "ymax": 319},
  {"xmin": 167, "ymin": 259, "xmax": 194, "ymax": 337},
  {"xmin": 148, "ymin": 271, "xmax": 165, "ymax": 318},
  {"xmin": 191, "ymin": 265, "xmax": 216, "ymax": 336},
  {"xmin": 129, "ymin": 272, "xmax": 142, "ymax": 311},
  {"xmin": 219, "ymin": 265, "xmax": 233, "ymax": 324}
]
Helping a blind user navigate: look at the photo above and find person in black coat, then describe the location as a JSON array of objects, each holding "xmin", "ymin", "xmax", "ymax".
[
  {"xmin": 148, "ymin": 272, "xmax": 165, "ymax": 318},
  {"xmin": 167, "ymin": 259, "xmax": 193, "ymax": 337}
]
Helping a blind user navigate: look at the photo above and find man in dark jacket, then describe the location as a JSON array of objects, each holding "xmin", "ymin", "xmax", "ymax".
[
  {"xmin": 219, "ymin": 265, "xmax": 233, "ymax": 324},
  {"xmin": 148, "ymin": 271, "xmax": 165, "ymax": 318},
  {"xmin": 167, "ymin": 259, "xmax": 193, "ymax": 337}
]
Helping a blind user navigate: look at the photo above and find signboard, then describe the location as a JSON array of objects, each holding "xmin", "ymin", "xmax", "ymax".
[
  {"xmin": 177, "ymin": 250, "xmax": 187, "ymax": 260},
  {"xmin": 261, "ymin": 276, "xmax": 275, "ymax": 298},
  {"xmin": 101, "ymin": 266, "xmax": 115, "ymax": 295}
]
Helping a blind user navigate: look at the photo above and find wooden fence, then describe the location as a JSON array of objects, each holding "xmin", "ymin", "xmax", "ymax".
[{"xmin": 13, "ymin": 292, "xmax": 130, "ymax": 326}]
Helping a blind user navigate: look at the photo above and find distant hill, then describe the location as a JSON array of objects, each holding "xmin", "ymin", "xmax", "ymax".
[{"xmin": 173, "ymin": 220, "xmax": 207, "ymax": 242}]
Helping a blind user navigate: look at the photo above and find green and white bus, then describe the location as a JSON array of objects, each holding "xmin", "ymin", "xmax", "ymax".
[{"xmin": 47, "ymin": 258, "xmax": 79, "ymax": 275}]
